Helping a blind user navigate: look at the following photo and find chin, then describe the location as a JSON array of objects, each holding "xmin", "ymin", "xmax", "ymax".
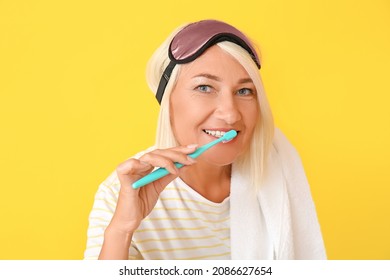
[{"xmin": 201, "ymin": 151, "xmax": 239, "ymax": 166}]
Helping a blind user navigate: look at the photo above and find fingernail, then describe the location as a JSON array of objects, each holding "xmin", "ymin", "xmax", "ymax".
[{"xmin": 187, "ymin": 144, "xmax": 198, "ymax": 149}]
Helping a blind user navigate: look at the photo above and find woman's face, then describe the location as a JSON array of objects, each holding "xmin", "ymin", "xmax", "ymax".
[{"xmin": 169, "ymin": 45, "xmax": 259, "ymax": 166}]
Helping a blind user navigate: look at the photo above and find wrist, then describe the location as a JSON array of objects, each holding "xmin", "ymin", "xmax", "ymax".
[
  {"xmin": 105, "ymin": 224, "xmax": 134, "ymax": 243},
  {"xmin": 99, "ymin": 226, "xmax": 134, "ymax": 260}
]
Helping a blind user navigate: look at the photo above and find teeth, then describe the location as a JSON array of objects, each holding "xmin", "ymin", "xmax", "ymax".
[{"xmin": 204, "ymin": 130, "xmax": 226, "ymax": 138}]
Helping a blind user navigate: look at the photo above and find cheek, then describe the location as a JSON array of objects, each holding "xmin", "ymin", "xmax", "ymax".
[
  {"xmin": 171, "ymin": 100, "xmax": 195, "ymax": 127},
  {"xmin": 170, "ymin": 95, "xmax": 207, "ymax": 143},
  {"xmin": 171, "ymin": 93, "xmax": 213, "ymax": 126},
  {"xmin": 241, "ymin": 102, "xmax": 259, "ymax": 130},
  {"xmin": 169, "ymin": 101, "xmax": 184, "ymax": 140}
]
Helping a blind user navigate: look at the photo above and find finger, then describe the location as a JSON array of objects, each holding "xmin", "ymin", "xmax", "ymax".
[
  {"xmin": 150, "ymin": 163, "xmax": 196, "ymax": 194},
  {"xmin": 153, "ymin": 150, "xmax": 197, "ymax": 165},
  {"xmin": 116, "ymin": 159, "xmax": 153, "ymax": 189},
  {"xmin": 168, "ymin": 144, "xmax": 199, "ymax": 154},
  {"xmin": 116, "ymin": 158, "xmax": 153, "ymax": 176},
  {"xmin": 139, "ymin": 153, "xmax": 181, "ymax": 175},
  {"xmin": 149, "ymin": 146, "xmax": 198, "ymax": 166},
  {"xmin": 147, "ymin": 172, "xmax": 179, "ymax": 194}
]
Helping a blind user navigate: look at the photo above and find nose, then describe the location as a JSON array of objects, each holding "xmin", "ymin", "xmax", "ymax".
[{"xmin": 214, "ymin": 93, "xmax": 242, "ymax": 125}]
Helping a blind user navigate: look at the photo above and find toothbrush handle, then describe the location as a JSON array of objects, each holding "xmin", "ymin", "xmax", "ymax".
[
  {"xmin": 132, "ymin": 142, "xmax": 216, "ymax": 189},
  {"xmin": 132, "ymin": 162, "xmax": 183, "ymax": 189}
]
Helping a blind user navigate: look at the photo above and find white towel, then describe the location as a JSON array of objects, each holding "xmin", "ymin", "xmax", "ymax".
[{"xmin": 230, "ymin": 128, "xmax": 327, "ymax": 259}]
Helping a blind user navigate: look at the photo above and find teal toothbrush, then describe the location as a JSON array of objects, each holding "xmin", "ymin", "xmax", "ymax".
[{"xmin": 132, "ymin": 130, "xmax": 237, "ymax": 189}]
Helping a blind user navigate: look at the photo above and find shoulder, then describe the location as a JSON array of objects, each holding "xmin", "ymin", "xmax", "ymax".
[
  {"xmin": 271, "ymin": 128, "xmax": 303, "ymax": 177},
  {"xmin": 271, "ymin": 128, "xmax": 314, "ymax": 202},
  {"xmin": 269, "ymin": 128, "xmax": 312, "ymax": 198},
  {"xmin": 272, "ymin": 128, "xmax": 300, "ymax": 160}
]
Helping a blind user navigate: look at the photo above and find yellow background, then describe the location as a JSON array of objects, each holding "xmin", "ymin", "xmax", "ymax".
[{"xmin": 1, "ymin": 0, "xmax": 389, "ymax": 259}]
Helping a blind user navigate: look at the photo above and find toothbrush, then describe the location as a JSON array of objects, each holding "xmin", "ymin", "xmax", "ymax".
[{"xmin": 132, "ymin": 130, "xmax": 238, "ymax": 189}]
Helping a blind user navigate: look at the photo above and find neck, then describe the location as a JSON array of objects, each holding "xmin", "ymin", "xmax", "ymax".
[{"xmin": 179, "ymin": 159, "xmax": 231, "ymax": 203}]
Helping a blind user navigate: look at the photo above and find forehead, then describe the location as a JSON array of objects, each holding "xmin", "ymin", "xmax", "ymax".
[{"xmin": 178, "ymin": 45, "xmax": 250, "ymax": 80}]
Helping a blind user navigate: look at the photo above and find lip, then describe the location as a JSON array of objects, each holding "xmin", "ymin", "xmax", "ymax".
[{"xmin": 202, "ymin": 128, "xmax": 240, "ymax": 133}]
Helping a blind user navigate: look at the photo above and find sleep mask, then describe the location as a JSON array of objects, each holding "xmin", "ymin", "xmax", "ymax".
[{"xmin": 155, "ymin": 19, "xmax": 261, "ymax": 104}]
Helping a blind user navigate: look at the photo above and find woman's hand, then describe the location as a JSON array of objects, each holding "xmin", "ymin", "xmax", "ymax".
[
  {"xmin": 99, "ymin": 144, "xmax": 197, "ymax": 259},
  {"xmin": 111, "ymin": 144, "xmax": 197, "ymax": 233}
]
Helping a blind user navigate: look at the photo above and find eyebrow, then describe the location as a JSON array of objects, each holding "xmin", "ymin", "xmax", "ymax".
[
  {"xmin": 192, "ymin": 73, "xmax": 254, "ymax": 84},
  {"xmin": 192, "ymin": 73, "xmax": 222, "ymax": 82},
  {"xmin": 237, "ymin": 78, "xmax": 254, "ymax": 84}
]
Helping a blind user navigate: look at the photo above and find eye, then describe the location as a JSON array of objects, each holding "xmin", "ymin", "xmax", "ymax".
[
  {"xmin": 195, "ymin": 85, "xmax": 213, "ymax": 93},
  {"xmin": 237, "ymin": 88, "xmax": 254, "ymax": 96}
]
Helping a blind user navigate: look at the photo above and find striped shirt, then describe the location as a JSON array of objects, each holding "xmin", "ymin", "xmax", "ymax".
[{"xmin": 84, "ymin": 171, "xmax": 231, "ymax": 260}]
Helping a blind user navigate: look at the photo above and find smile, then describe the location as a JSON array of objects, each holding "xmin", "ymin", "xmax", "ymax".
[
  {"xmin": 203, "ymin": 129, "xmax": 240, "ymax": 138},
  {"xmin": 204, "ymin": 129, "xmax": 227, "ymax": 138}
]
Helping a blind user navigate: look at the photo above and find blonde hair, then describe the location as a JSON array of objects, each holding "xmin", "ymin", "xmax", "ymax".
[{"xmin": 145, "ymin": 25, "xmax": 274, "ymax": 188}]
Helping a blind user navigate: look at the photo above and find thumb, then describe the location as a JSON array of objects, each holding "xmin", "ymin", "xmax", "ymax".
[
  {"xmin": 149, "ymin": 165, "xmax": 194, "ymax": 192},
  {"xmin": 149, "ymin": 172, "xmax": 179, "ymax": 194}
]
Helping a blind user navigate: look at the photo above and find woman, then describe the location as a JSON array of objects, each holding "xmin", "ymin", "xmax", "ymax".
[{"xmin": 84, "ymin": 19, "xmax": 326, "ymax": 260}]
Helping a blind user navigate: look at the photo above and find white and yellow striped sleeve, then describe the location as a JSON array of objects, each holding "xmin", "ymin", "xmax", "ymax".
[
  {"xmin": 83, "ymin": 171, "xmax": 143, "ymax": 260},
  {"xmin": 84, "ymin": 150, "xmax": 153, "ymax": 260},
  {"xmin": 84, "ymin": 149, "xmax": 155, "ymax": 260},
  {"xmin": 83, "ymin": 171, "xmax": 119, "ymax": 259}
]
